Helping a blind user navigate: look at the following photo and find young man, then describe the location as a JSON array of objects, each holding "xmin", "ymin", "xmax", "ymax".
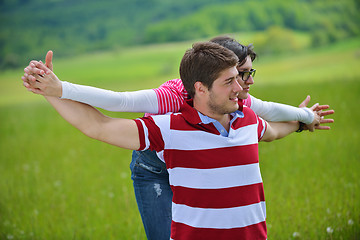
[
  {"xmin": 23, "ymin": 41, "xmax": 330, "ymax": 239},
  {"xmin": 23, "ymin": 37, "xmax": 334, "ymax": 240}
]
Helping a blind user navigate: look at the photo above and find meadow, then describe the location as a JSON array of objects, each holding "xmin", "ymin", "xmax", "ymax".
[{"xmin": 1, "ymin": 36, "xmax": 360, "ymax": 239}]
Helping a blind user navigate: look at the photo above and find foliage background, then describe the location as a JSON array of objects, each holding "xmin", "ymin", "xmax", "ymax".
[{"xmin": 0, "ymin": 0, "xmax": 359, "ymax": 69}]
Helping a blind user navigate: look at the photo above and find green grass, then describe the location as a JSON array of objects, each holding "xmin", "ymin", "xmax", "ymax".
[
  {"xmin": 1, "ymin": 37, "xmax": 360, "ymax": 239},
  {"xmin": 256, "ymin": 80, "xmax": 360, "ymax": 239}
]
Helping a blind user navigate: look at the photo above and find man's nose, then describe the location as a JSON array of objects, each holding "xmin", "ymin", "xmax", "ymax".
[{"xmin": 233, "ymin": 79, "xmax": 243, "ymax": 91}]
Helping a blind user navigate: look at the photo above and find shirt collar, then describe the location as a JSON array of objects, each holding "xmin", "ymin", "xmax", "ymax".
[
  {"xmin": 180, "ymin": 99, "xmax": 244, "ymax": 125},
  {"xmin": 198, "ymin": 110, "xmax": 244, "ymax": 124}
]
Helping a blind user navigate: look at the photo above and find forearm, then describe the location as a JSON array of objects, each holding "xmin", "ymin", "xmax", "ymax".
[
  {"xmin": 61, "ymin": 81, "xmax": 158, "ymax": 113},
  {"xmin": 45, "ymin": 96, "xmax": 140, "ymax": 149},
  {"xmin": 262, "ymin": 121, "xmax": 299, "ymax": 142},
  {"xmin": 45, "ymin": 96, "xmax": 107, "ymax": 138},
  {"xmin": 250, "ymin": 96, "xmax": 314, "ymax": 124}
]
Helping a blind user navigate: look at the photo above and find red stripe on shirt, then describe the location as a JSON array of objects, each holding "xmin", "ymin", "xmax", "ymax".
[
  {"xmin": 257, "ymin": 116, "xmax": 267, "ymax": 141},
  {"xmin": 141, "ymin": 117, "xmax": 165, "ymax": 152},
  {"xmin": 170, "ymin": 116, "xmax": 220, "ymax": 134},
  {"xmin": 165, "ymin": 144, "xmax": 259, "ymax": 169},
  {"xmin": 172, "ymin": 183, "xmax": 265, "ymax": 208},
  {"xmin": 232, "ymin": 111, "xmax": 257, "ymax": 129},
  {"xmin": 134, "ymin": 119, "xmax": 145, "ymax": 151},
  {"xmin": 171, "ymin": 221, "xmax": 267, "ymax": 240}
]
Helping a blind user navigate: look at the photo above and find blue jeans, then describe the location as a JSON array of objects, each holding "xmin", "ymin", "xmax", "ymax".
[{"xmin": 130, "ymin": 149, "xmax": 172, "ymax": 240}]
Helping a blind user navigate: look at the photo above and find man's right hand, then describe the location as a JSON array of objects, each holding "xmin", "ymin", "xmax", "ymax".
[{"xmin": 21, "ymin": 50, "xmax": 63, "ymax": 97}]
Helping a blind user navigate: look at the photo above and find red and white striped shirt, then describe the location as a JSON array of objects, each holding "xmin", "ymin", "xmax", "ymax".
[
  {"xmin": 135, "ymin": 100, "xmax": 267, "ymax": 240},
  {"xmin": 146, "ymin": 79, "xmax": 252, "ymax": 117}
]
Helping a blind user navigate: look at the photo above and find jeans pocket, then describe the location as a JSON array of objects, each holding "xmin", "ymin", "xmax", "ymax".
[
  {"xmin": 136, "ymin": 162, "xmax": 163, "ymax": 174},
  {"xmin": 131, "ymin": 150, "xmax": 167, "ymax": 179}
]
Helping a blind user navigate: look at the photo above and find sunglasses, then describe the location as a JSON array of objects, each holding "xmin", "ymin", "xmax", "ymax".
[{"xmin": 238, "ymin": 68, "xmax": 256, "ymax": 82}]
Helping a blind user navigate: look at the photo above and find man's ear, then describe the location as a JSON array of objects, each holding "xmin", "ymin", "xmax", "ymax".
[{"xmin": 194, "ymin": 81, "xmax": 208, "ymax": 96}]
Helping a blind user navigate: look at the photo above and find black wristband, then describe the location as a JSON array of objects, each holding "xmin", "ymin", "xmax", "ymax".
[{"xmin": 296, "ymin": 122, "xmax": 305, "ymax": 133}]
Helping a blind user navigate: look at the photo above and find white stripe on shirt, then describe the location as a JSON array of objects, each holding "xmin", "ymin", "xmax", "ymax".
[
  {"xmin": 168, "ymin": 163, "xmax": 262, "ymax": 189},
  {"xmin": 172, "ymin": 201, "xmax": 266, "ymax": 229},
  {"xmin": 165, "ymin": 124, "xmax": 259, "ymax": 150}
]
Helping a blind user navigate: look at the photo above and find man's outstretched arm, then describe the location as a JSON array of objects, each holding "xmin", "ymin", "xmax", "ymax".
[
  {"xmin": 45, "ymin": 95, "xmax": 140, "ymax": 150},
  {"xmin": 261, "ymin": 121, "xmax": 301, "ymax": 142},
  {"xmin": 27, "ymin": 69, "xmax": 140, "ymax": 150}
]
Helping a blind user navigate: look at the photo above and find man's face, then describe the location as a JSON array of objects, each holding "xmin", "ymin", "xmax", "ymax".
[
  {"xmin": 206, "ymin": 66, "xmax": 243, "ymax": 116},
  {"xmin": 237, "ymin": 56, "xmax": 254, "ymax": 100}
]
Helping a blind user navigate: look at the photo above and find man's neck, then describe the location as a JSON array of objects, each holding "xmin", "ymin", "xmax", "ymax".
[{"xmin": 193, "ymin": 99, "xmax": 231, "ymax": 132}]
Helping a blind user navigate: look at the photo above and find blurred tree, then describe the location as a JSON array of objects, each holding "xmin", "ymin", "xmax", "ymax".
[
  {"xmin": 1, "ymin": 0, "xmax": 359, "ymax": 69},
  {"xmin": 253, "ymin": 26, "xmax": 302, "ymax": 55}
]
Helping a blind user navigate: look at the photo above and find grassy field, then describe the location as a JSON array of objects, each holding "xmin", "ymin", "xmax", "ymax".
[{"xmin": 1, "ymin": 37, "xmax": 360, "ymax": 239}]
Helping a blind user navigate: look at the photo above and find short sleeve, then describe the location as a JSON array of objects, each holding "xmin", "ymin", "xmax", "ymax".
[
  {"xmin": 257, "ymin": 115, "xmax": 267, "ymax": 141},
  {"xmin": 134, "ymin": 117, "xmax": 165, "ymax": 152}
]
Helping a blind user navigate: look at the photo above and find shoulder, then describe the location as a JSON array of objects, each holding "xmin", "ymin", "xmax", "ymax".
[
  {"xmin": 242, "ymin": 105, "xmax": 256, "ymax": 117},
  {"xmin": 159, "ymin": 79, "xmax": 184, "ymax": 90},
  {"xmin": 232, "ymin": 106, "xmax": 260, "ymax": 129}
]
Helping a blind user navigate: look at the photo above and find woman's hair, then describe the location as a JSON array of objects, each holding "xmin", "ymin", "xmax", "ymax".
[{"xmin": 209, "ymin": 36, "xmax": 256, "ymax": 65}]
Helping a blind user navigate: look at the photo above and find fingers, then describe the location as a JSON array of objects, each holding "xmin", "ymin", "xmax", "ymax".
[
  {"xmin": 313, "ymin": 104, "xmax": 330, "ymax": 111},
  {"xmin": 22, "ymin": 70, "xmax": 44, "ymax": 89},
  {"xmin": 25, "ymin": 85, "xmax": 44, "ymax": 95},
  {"xmin": 299, "ymin": 95, "xmax": 311, "ymax": 108},
  {"xmin": 21, "ymin": 75, "xmax": 43, "ymax": 95},
  {"xmin": 26, "ymin": 60, "xmax": 49, "ymax": 75},
  {"xmin": 22, "ymin": 78, "xmax": 32, "ymax": 90},
  {"xmin": 45, "ymin": 50, "xmax": 53, "ymax": 71},
  {"xmin": 312, "ymin": 116, "xmax": 334, "ymax": 131},
  {"xmin": 23, "ymin": 59, "xmax": 50, "ymax": 76},
  {"xmin": 34, "ymin": 61, "xmax": 49, "ymax": 72},
  {"xmin": 22, "ymin": 72, "xmax": 38, "ymax": 85},
  {"xmin": 319, "ymin": 110, "xmax": 335, "ymax": 117},
  {"xmin": 320, "ymin": 118, "xmax": 334, "ymax": 124},
  {"xmin": 29, "ymin": 88, "xmax": 44, "ymax": 95},
  {"xmin": 305, "ymin": 105, "xmax": 335, "ymax": 132},
  {"xmin": 29, "ymin": 74, "xmax": 43, "ymax": 88},
  {"xmin": 24, "ymin": 63, "xmax": 45, "ymax": 78},
  {"xmin": 315, "ymin": 125, "xmax": 331, "ymax": 130},
  {"xmin": 310, "ymin": 103, "xmax": 320, "ymax": 111}
]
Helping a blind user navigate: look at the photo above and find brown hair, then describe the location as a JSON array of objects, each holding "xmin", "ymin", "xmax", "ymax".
[
  {"xmin": 179, "ymin": 42, "xmax": 238, "ymax": 98},
  {"xmin": 210, "ymin": 36, "xmax": 256, "ymax": 66}
]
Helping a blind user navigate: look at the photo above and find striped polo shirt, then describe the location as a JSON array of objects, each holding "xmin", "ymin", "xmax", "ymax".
[{"xmin": 135, "ymin": 100, "xmax": 267, "ymax": 240}]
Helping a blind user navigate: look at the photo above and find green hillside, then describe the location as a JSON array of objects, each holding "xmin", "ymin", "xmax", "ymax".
[{"xmin": 1, "ymin": 0, "xmax": 359, "ymax": 69}]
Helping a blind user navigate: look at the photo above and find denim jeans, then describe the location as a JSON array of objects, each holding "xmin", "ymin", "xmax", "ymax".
[{"xmin": 130, "ymin": 149, "xmax": 172, "ymax": 240}]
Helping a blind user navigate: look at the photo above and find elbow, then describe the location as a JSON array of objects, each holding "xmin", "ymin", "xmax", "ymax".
[
  {"xmin": 83, "ymin": 129, "xmax": 98, "ymax": 140},
  {"xmin": 78, "ymin": 126, "xmax": 97, "ymax": 140},
  {"xmin": 76, "ymin": 122, "xmax": 102, "ymax": 140},
  {"xmin": 262, "ymin": 138, "xmax": 273, "ymax": 142},
  {"xmin": 262, "ymin": 133, "xmax": 277, "ymax": 142},
  {"xmin": 261, "ymin": 128, "xmax": 279, "ymax": 142}
]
